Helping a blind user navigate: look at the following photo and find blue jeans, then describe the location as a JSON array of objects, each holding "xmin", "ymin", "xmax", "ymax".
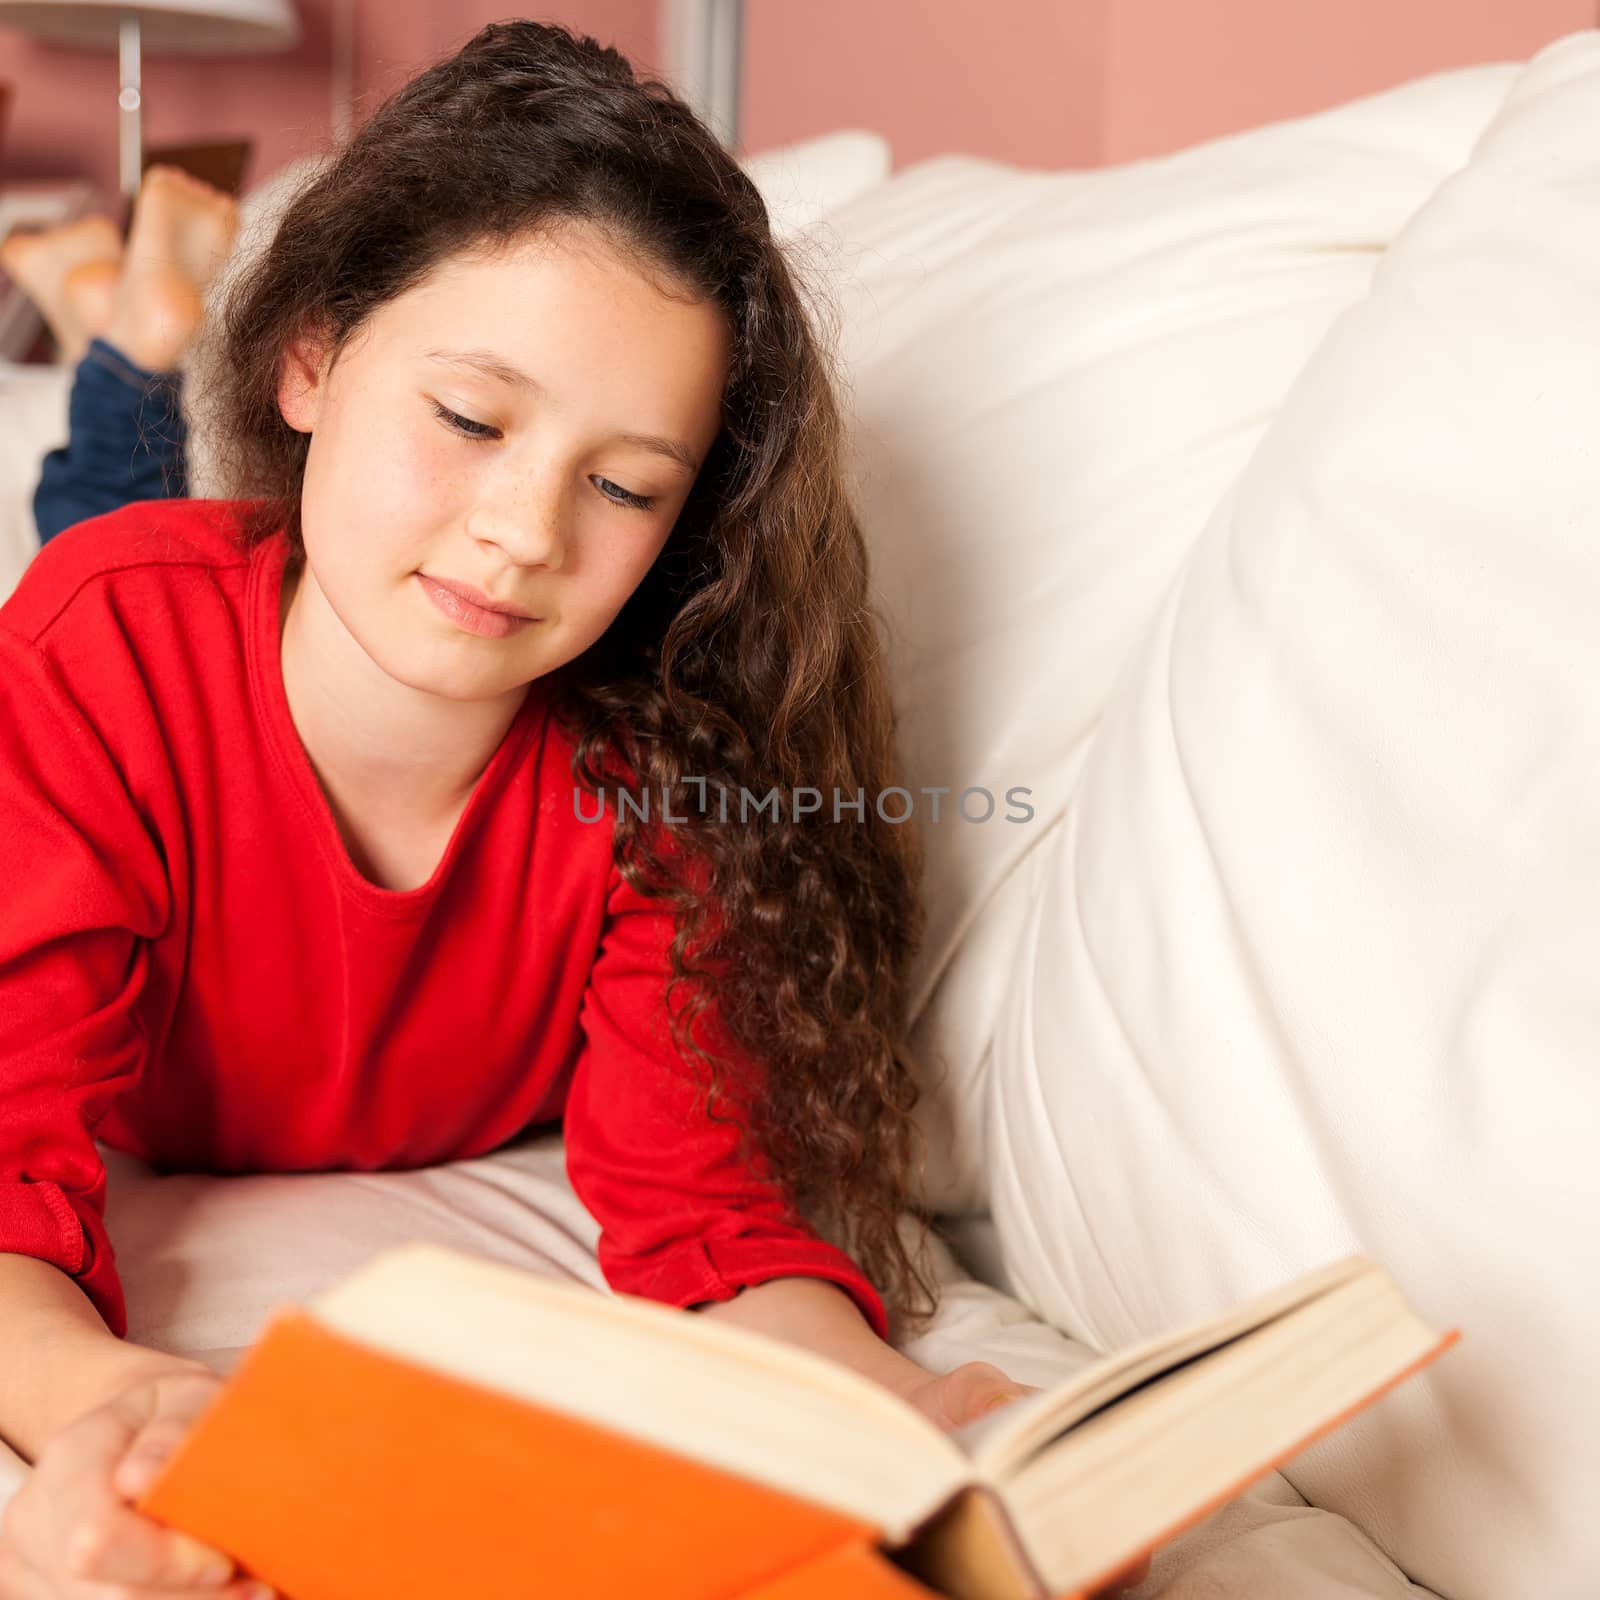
[{"xmin": 34, "ymin": 338, "xmax": 187, "ymax": 545}]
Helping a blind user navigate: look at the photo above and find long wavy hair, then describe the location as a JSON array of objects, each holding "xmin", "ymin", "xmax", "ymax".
[{"xmin": 206, "ymin": 19, "xmax": 940, "ymax": 1334}]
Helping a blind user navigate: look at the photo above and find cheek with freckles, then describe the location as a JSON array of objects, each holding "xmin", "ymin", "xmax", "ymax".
[
  {"xmin": 300, "ymin": 409, "xmax": 450, "ymax": 599},
  {"xmin": 311, "ymin": 398, "xmax": 480, "ymax": 577},
  {"xmin": 557, "ymin": 522, "xmax": 676, "ymax": 655},
  {"xmin": 386, "ymin": 405, "xmax": 479, "ymax": 525}
]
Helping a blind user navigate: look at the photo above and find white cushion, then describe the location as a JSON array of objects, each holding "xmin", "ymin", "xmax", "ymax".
[
  {"xmin": 804, "ymin": 60, "xmax": 1518, "ymax": 1216},
  {"xmin": 0, "ymin": 362, "xmax": 69, "ymax": 602},
  {"xmin": 985, "ymin": 30, "xmax": 1600, "ymax": 1600},
  {"xmin": 741, "ymin": 128, "xmax": 892, "ymax": 240}
]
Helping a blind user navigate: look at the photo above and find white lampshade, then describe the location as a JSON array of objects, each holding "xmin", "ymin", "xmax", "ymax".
[{"xmin": 0, "ymin": 0, "xmax": 299, "ymax": 53}]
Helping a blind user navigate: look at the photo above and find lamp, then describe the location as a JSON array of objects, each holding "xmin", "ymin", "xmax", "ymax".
[
  {"xmin": 659, "ymin": 0, "xmax": 742, "ymax": 150},
  {"xmin": 0, "ymin": 0, "xmax": 301, "ymax": 203}
]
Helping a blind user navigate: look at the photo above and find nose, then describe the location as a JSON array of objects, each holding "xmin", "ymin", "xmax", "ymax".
[{"xmin": 466, "ymin": 468, "xmax": 570, "ymax": 570}]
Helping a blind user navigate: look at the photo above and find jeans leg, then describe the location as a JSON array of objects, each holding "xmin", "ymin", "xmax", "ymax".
[{"xmin": 33, "ymin": 338, "xmax": 189, "ymax": 546}]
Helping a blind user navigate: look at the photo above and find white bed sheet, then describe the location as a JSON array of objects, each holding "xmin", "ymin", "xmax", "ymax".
[{"xmin": 0, "ymin": 1132, "xmax": 1440, "ymax": 1599}]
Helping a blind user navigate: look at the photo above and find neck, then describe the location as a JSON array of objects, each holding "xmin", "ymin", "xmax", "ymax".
[{"xmin": 277, "ymin": 558, "xmax": 527, "ymax": 827}]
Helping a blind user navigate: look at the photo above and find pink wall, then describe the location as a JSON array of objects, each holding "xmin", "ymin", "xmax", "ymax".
[
  {"xmin": 0, "ymin": 3, "xmax": 658, "ymax": 205},
  {"xmin": 740, "ymin": 0, "xmax": 1109, "ymax": 173},
  {"xmin": 355, "ymin": 1, "xmax": 656, "ymax": 106},
  {"xmin": 741, "ymin": 0, "xmax": 1599, "ymax": 170},
  {"xmin": 1100, "ymin": 0, "xmax": 1600, "ymax": 165},
  {"xmin": 4, "ymin": 0, "xmax": 1599, "ymax": 202}
]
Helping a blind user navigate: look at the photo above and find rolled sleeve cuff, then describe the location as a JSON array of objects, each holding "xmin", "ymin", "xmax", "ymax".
[
  {"xmin": 83, "ymin": 338, "xmax": 176, "ymax": 391},
  {"xmin": 0, "ymin": 1177, "xmax": 126, "ymax": 1337},
  {"xmin": 601, "ymin": 1234, "xmax": 890, "ymax": 1342}
]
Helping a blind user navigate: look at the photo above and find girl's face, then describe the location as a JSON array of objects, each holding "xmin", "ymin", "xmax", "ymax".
[{"xmin": 277, "ymin": 223, "xmax": 731, "ymax": 707}]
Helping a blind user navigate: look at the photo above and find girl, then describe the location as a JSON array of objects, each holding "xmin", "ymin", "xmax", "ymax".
[{"xmin": 0, "ymin": 20, "xmax": 1092, "ymax": 1599}]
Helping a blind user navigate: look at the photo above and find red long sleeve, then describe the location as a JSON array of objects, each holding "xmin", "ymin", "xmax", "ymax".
[
  {"xmin": 0, "ymin": 630, "xmax": 168, "ymax": 1337},
  {"xmin": 563, "ymin": 850, "xmax": 890, "ymax": 1339},
  {"xmin": 0, "ymin": 499, "xmax": 887, "ymax": 1343}
]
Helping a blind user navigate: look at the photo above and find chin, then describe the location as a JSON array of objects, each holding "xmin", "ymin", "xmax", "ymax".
[{"xmin": 363, "ymin": 641, "xmax": 512, "ymax": 704}]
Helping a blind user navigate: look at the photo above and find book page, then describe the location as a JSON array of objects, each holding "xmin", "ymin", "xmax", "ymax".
[
  {"xmin": 308, "ymin": 1244, "xmax": 974, "ymax": 1541},
  {"xmin": 1003, "ymin": 1275, "xmax": 1452, "ymax": 1595},
  {"xmin": 948, "ymin": 1255, "xmax": 1374, "ymax": 1476}
]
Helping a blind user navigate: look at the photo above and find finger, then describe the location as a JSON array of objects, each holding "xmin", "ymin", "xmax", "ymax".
[
  {"xmin": 973, "ymin": 1384, "xmax": 1033, "ymax": 1416},
  {"xmin": 957, "ymin": 1362, "xmax": 1031, "ymax": 1413},
  {"xmin": 112, "ymin": 1415, "xmax": 198, "ymax": 1503},
  {"xmin": 933, "ymin": 1362, "xmax": 1031, "ymax": 1429},
  {"xmin": 949, "ymin": 1359, "xmax": 1010, "ymax": 1394},
  {"xmin": 88, "ymin": 1579, "xmax": 274, "ymax": 1599},
  {"xmin": 0, "ymin": 1529, "xmax": 50, "ymax": 1600},
  {"xmin": 5, "ymin": 1509, "xmax": 270, "ymax": 1600},
  {"xmin": 60, "ymin": 1507, "xmax": 237, "ymax": 1590},
  {"xmin": 74, "ymin": 1575, "xmax": 271, "ymax": 1600},
  {"xmin": 43, "ymin": 1406, "xmax": 236, "ymax": 1590}
]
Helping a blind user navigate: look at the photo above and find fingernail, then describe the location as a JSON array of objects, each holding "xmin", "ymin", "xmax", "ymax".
[
  {"xmin": 66, "ymin": 1522, "xmax": 101, "ymax": 1571},
  {"xmin": 119, "ymin": 1456, "xmax": 163, "ymax": 1495},
  {"xmin": 981, "ymin": 1393, "xmax": 1014, "ymax": 1415},
  {"xmin": 174, "ymin": 1534, "xmax": 230, "ymax": 1583}
]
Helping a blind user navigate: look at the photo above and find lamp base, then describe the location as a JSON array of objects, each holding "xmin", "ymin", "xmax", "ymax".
[{"xmin": 117, "ymin": 12, "xmax": 142, "ymax": 204}]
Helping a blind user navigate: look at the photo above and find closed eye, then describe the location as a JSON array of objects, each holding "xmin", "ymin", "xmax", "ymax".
[
  {"xmin": 430, "ymin": 399, "xmax": 499, "ymax": 440},
  {"xmin": 430, "ymin": 399, "xmax": 655, "ymax": 511},
  {"xmin": 594, "ymin": 477, "xmax": 656, "ymax": 512}
]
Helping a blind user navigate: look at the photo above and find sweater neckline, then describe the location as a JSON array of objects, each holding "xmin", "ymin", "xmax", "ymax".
[{"xmin": 246, "ymin": 530, "xmax": 546, "ymax": 919}]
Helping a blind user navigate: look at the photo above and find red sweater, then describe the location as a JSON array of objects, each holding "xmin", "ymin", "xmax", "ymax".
[{"xmin": 0, "ymin": 500, "xmax": 886, "ymax": 1342}]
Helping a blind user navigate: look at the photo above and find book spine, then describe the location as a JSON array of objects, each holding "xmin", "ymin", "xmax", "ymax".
[
  {"xmin": 893, "ymin": 1483, "xmax": 1048, "ymax": 1600},
  {"xmin": 742, "ymin": 1536, "xmax": 951, "ymax": 1599}
]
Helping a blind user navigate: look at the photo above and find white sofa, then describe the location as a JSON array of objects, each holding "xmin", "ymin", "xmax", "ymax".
[{"xmin": 5, "ymin": 34, "xmax": 1600, "ymax": 1597}]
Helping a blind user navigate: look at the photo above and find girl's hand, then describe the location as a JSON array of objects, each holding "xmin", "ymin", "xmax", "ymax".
[
  {"xmin": 897, "ymin": 1357, "xmax": 1040, "ymax": 1433},
  {"xmin": 0, "ymin": 1366, "xmax": 271, "ymax": 1598},
  {"xmin": 897, "ymin": 1361, "xmax": 1150, "ymax": 1597}
]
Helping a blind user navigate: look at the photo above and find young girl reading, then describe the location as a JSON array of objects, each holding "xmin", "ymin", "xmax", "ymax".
[{"xmin": 0, "ymin": 20, "xmax": 1115, "ymax": 1600}]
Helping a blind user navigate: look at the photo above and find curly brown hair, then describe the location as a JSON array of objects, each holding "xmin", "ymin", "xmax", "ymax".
[{"xmin": 205, "ymin": 19, "xmax": 941, "ymax": 1335}]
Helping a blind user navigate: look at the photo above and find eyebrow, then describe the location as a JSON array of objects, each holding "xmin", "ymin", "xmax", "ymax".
[{"xmin": 422, "ymin": 347, "xmax": 701, "ymax": 475}]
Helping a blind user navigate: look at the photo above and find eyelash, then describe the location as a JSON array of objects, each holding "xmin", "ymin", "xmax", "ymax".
[{"xmin": 428, "ymin": 400, "xmax": 657, "ymax": 512}]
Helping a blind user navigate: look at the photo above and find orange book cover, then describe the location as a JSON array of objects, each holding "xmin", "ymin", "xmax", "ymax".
[
  {"xmin": 136, "ymin": 1310, "xmax": 917, "ymax": 1600},
  {"xmin": 134, "ymin": 1287, "xmax": 1459, "ymax": 1600}
]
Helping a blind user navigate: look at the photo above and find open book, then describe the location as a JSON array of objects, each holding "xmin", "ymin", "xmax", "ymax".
[{"xmin": 137, "ymin": 1244, "xmax": 1457, "ymax": 1600}]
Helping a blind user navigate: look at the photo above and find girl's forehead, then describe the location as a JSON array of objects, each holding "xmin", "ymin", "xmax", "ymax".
[
  {"xmin": 369, "ymin": 235, "xmax": 726, "ymax": 363},
  {"xmin": 432, "ymin": 223, "xmax": 651, "ymax": 290},
  {"xmin": 378, "ymin": 230, "xmax": 699, "ymax": 331}
]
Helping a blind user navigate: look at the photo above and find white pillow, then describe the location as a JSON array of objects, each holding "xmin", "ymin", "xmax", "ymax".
[
  {"xmin": 0, "ymin": 362, "xmax": 69, "ymax": 601},
  {"xmin": 805, "ymin": 61, "xmax": 1517, "ymax": 1215},
  {"xmin": 741, "ymin": 128, "xmax": 892, "ymax": 240},
  {"xmin": 987, "ymin": 30, "xmax": 1600, "ymax": 1600}
]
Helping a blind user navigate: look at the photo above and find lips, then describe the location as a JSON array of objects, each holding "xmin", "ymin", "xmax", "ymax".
[
  {"xmin": 417, "ymin": 574, "xmax": 538, "ymax": 640},
  {"xmin": 422, "ymin": 574, "xmax": 536, "ymax": 619}
]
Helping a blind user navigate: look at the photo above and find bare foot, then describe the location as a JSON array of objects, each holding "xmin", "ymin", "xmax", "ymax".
[
  {"xmin": 101, "ymin": 165, "xmax": 239, "ymax": 374},
  {"xmin": 63, "ymin": 258, "xmax": 120, "ymax": 346},
  {"xmin": 0, "ymin": 214, "xmax": 122, "ymax": 365}
]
